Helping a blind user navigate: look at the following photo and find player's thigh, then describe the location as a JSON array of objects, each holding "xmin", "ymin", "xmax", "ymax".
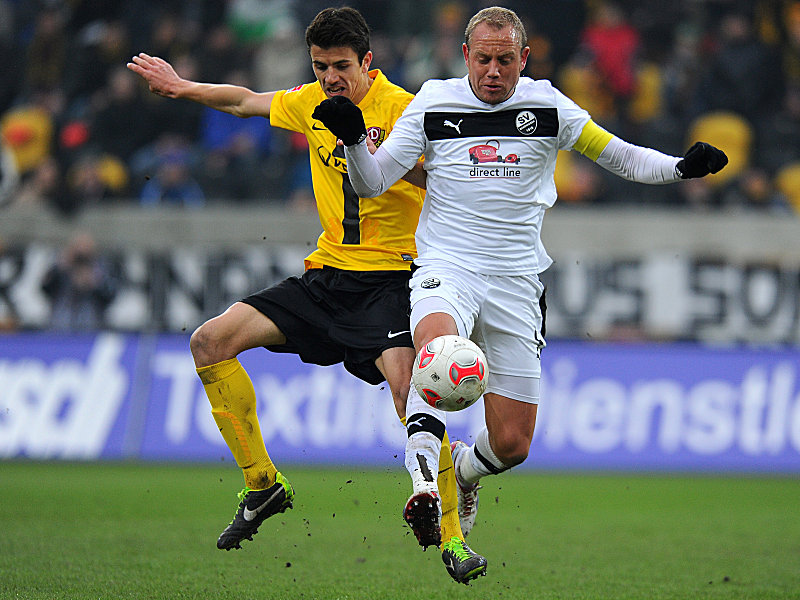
[
  {"xmin": 375, "ymin": 345, "xmax": 416, "ymax": 419},
  {"xmin": 191, "ymin": 301, "xmax": 285, "ymax": 366},
  {"xmin": 474, "ymin": 273, "xmax": 544, "ymax": 379},
  {"xmin": 409, "ymin": 259, "xmax": 483, "ymax": 340}
]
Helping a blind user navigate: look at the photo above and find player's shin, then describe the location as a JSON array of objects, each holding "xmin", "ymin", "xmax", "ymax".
[
  {"xmin": 405, "ymin": 386, "xmax": 447, "ymax": 493},
  {"xmin": 399, "ymin": 417, "xmax": 463, "ymax": 542},
  {"xmin": 403, "ymin": 385, "xmax": 448, "ymax": 548},
  {"xmin": 438, "ymin": 431, "xmax": 465, "ymax": 541},
  {"xmin": 197, "ymin": 358, "xmax": 277, "ymax": 490}
]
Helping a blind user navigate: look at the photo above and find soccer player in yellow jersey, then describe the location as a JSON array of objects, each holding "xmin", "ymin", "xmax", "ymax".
[{"xmin": 127, "ymin": 7, "xmax": 486, "ymax": 584}]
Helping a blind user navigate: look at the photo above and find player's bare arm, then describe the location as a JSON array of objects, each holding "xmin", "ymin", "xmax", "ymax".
[
  {"xmin": 126, "ymin": 53, "xmax": 275, "ymax": 118},
  {"xmin": 402, "ymin": 161, "xmax": 427, "ymax": 190}
]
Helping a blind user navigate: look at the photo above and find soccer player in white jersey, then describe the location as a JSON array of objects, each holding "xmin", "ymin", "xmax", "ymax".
[{"xmin": 313, "ymin": 6, "xmax": 727, "ymax": 540}]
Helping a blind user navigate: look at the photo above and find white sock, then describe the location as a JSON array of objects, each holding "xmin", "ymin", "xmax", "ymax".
[
  {"xmin": 456, "ymin": 427, "xmax": 508, "ymax": 486},
  {"xmin": 405, "ymin": 431, "xmax": 441, "ymax": 494},
  {"xmin": 405, "ymin": 385, "xmax": 446, "ymax": 494}
]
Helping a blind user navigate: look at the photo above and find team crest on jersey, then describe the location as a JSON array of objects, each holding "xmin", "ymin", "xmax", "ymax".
[
  {"xmin": 367, "ymin": 126, "xmax": 385, "ymax": 147},
  {"xmin": 515, "ymin": 110, "xmax": 538, "ymax": 135}
]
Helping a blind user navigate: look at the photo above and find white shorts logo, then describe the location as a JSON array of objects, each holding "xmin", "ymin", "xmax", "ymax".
[
  {"xmin": 516, "ymin": 110, "xmax": 538, "ymax": 135},
  {"xmin": 421, "ymin": 277, "xmax": 441, "ymax": 289}
]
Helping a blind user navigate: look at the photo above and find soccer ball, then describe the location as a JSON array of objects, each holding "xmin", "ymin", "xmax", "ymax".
[{"xmin": 412, "ymin": 335, "xmax": 488, "ymax": 412}]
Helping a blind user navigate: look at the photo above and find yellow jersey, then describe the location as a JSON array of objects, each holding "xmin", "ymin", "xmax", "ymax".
[{"xmin": 270, "ymin": 70, "xmax": 423, "ymax": 271}]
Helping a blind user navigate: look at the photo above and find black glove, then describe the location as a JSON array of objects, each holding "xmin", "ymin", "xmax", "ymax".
[
  {"xmin": 312, "ymin": 96, "xmax": 367, "ymax": 146},
  {"xmin": 675, "ymin": 142, "xmax": 728, "ymax": 179}
]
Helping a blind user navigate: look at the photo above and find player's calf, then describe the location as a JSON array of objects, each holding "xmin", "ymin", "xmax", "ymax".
[{"xmin": 451, "ymin": 440, "xmax": 481, "ymax": 537}]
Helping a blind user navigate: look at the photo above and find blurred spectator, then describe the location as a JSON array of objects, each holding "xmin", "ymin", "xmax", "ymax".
[
  {"xmin": 197, "ymin": 69, "xmax": 275, "ymax": 200},
  {"xmin": 240, "ymin": 0, "xmax": 309, "ymax": 94},
  {"xmin": 661, "ymin": 22, "xmax": 705, "ymax": 124},
  {"xmin": 756, "ymin": 85, "xmax": 800, "ymax": 172},
  {"xmin": 143, "ymin": 54, "xmax": 204, "ymax": 143},
  {"xmin": 775, "ymin": 161, "xmax": 800, "ymax": 214},
  {"xmin": 511, "ymin": 0, "xmax": 586, "ymax": 72},
  {"xmin": 368, "ymin": 33, "xmax": 406, "ymax": 87},
  {"xmin": 0, "ymin": 0, "xmax": 22, "ymax": 115},
  {"xmin": 284, "ymin": 131, "xmax": 314, "ymax": 211},
  {"xmin": 145, "ymin": 10, "xmax": 194, "ymax": 63},
  {"xmin": 557, "ymin": 51, "xmax": 617, "ymax": 124},
  {"xmin": 41, "ymin": 232, "xmax": 117, "ymax": 331},
  {"xmin": 687, "ymin": 110, "xmax": 753, "ymax": 187},
  {"xmin": 721, "ymin": 167, "xmax": 793, "ymax": 213},
  {"xmin": 695, "ymin": 10, "xmax": 783, "ymax": 123},
  {"xmin": 91, "ymin": 66, "xmax": 155, "ymax": 162},
  {"xmin": 523, "ymin": 31, "xmax": 556, "ymax": 81},
  {"xmin": 66, "ymin": 152, "xmax": 130, "ymax": 209},
  {"xmin": 252, "ymin": 26, "xmax": 310, "ymax": 92},
  {"xmin": 402, "ymin": 2, "xmax": 467, "ymax": 93},
  {"xmin": 139, "ymin": 143, "xmax": 204, "ymax": 208},
  {"xmin": 778, "ymin": 1, "xmax": 800, "ymax": 92},
  {"xmin": 580, "ymin": 1, "xmax": 640, "ymax": 103},
  {"xmin": 553, "ymin": 151, "xmax": 607, "ymax": 205},
  {"xmin": 11, "ymin": 156, "xmax": 67, "ymax": 212},
  {"xmin": 0, "ymin": 90, "xmax": 59, "ymax": 176},
  {"xmin": 24, "ymin": 5, "xmax": 68, "ymax": 95},
  {"xmin": 196, "ymin": 24, "xmax": 249, "ymax": 83},
  {"xmin": 64, "ymin": 19, "xmax": 132, "ymax": 103},
  {"xmin": 672, "ymin": 176, "xmax": 721, "ymax": 210},
  {"xmin": 1, "ymin": 0, "xmax": 798, "ymax": 213}
]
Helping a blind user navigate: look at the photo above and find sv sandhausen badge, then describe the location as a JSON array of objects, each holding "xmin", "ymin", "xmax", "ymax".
[{"xmin": 515, "ymin": 110, "xmax": 538, "ymax": 135}]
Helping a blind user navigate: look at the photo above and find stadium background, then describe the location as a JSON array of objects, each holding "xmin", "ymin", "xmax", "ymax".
[
  {"xmin": 0, "ymin": 0, "xmax": 798, "ymax": 471},
  {"xmin": 1, "ymin": 2, "xmax": 799, "ymax": 598}
]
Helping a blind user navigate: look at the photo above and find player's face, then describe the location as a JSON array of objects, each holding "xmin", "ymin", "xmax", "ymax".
[
  {"xmin": 310, "ymin": 46, "xmax": 373, "ymax": 104},
  {"xmin": 463, "ymin": 23, "xmax": 529, "ymax": 105}
]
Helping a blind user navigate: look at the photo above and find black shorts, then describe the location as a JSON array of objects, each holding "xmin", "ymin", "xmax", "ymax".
[{"xmin": 241, "ymin": 267, "xmax": 413, "ymax": 385}]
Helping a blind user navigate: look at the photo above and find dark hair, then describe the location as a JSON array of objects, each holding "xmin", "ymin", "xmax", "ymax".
[{"xmin": 305, "ymin": 7, "xmax": 371, "ymax": 63}]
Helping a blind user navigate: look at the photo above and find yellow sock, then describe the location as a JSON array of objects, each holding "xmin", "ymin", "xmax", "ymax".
[
  {"xmin": 438, "ymin": 431, "xmax": 465, "ymax": 544},
  {"xmin": 400, "ymin": 416, "xmax": 464, "ymax": 544},
  {"xmin": 197, "ymin": 358, "xmax": 276, "ymax": 490},
  {"xmin": 441, "ymin": 507, "xmax": 462, "ymax": 546}
]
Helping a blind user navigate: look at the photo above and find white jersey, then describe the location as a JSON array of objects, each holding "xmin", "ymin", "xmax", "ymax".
[{"xmin": 381, "ymin": 75, "xmax": 591, "ymax": 275}]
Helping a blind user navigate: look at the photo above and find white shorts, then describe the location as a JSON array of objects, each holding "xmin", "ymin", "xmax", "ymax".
[{"xmin": 409, "ymin": 259, "xmax": 546, "ymax": 403}]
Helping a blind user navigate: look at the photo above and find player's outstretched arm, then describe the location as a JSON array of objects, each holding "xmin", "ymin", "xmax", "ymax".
[
  {"xmin": 126, "ymin": 53, "xmax": 275, "ymax": 118},
  {"xmin": 576, "ymin": 121, "xmax": 727, "ymax": 184}
]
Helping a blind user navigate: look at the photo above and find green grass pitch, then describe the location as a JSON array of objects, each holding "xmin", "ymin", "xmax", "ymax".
[{"xmin": 1, "ymin": 461, "xmax": 798, "ymax": 600}]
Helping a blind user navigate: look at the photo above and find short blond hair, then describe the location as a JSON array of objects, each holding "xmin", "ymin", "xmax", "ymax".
[{"xmin": 464, "ymin": 6, "xmax": 527, "ymax": 50}]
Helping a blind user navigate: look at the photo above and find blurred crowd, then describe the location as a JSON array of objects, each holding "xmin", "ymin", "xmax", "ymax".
[{"xmin": 0, "ymin": 0, "xmax": 799, "ymax": 215}]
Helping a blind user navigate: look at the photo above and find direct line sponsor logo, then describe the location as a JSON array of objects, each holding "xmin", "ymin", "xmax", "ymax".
[{"xmin": 467, "ymin": 139, "xmax": 521, "ymax": 179}]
